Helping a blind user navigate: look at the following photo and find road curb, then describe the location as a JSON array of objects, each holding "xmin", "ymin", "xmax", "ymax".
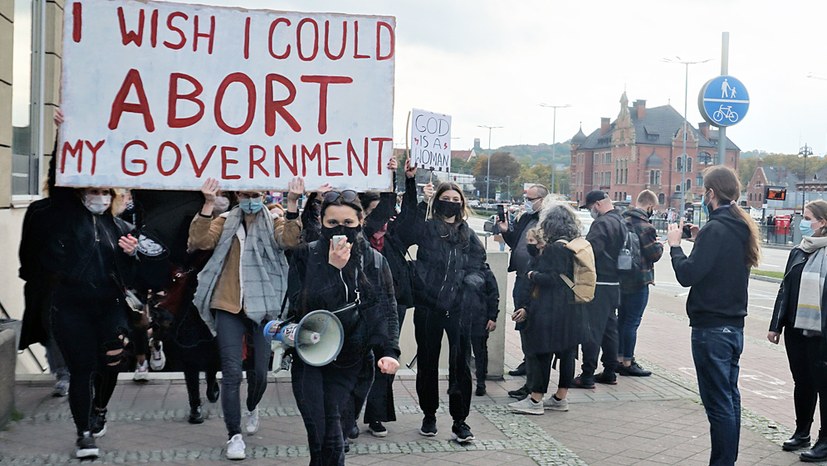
[{"xmin": 751, "ymin": 274, "xmax": 782, "ymax": 284}]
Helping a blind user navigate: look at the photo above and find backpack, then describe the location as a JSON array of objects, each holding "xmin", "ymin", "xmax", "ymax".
[
  {"xmin": 556, "ymin": 237, "xmax": 597, "ymax": 303},
  {"xmin": 617, "ymin": 219, "xmax": 644, "ymax": 278}
]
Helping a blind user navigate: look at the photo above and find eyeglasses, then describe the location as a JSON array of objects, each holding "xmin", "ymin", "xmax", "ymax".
[
  {"xmin": 322, "ymin": 190, "xmax": 359, "ymax": 204},
  {"xmin": 525, "ymin": 196, "xmax": 542, "ymax": 202}
]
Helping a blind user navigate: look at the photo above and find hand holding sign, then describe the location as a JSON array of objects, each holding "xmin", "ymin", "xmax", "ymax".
[
  {"xmin": 404, "ymin": 158, "xmax": 417, "ymax": 179},
  {"xmin": 423, "ymin": 182, "xmax": 435, "ymax": 202},
  {"xmin": 388, "ymin": 157, "xmax": 398, "ymax": 171}
]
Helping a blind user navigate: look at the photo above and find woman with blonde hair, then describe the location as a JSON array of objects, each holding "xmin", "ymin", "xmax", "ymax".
[
  {"xmin": 667, "ymin": 165, "xmax": 760, "ymax": 466},
  {"xmin": 768, "ymin": 199, "xmax": 827, "ymax": 461}
]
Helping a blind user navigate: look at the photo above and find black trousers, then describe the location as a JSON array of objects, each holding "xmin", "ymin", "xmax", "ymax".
[
  {"xmin": 293, "ymin": 358, "xmax": 360, "ymax": 466},
  {"xmin": 340, "ymin": 352, "xmax": 375, "ymax": 432},
  {"xmin": 581, "ymin": 285, "xmax": 620, "ymax": 376},
  {"xmin": 52, "ymin": 288, "xmax": 127, "ymax": 435},
  {"xmin": 357, "ymin": 304, "xmax": 405, "ymax": 425},
  {"xmin": 470, "ymin": 335, "xmax": 489, "ymax": 388},
  {"xmin": 414, "ymin": 307, "xmax": 471, "ymax": 422},
  {"xmin": 784, "ymin": 327, "xmax": 827, "ymax": 433},
  {"xmin": 526, "ymin": 348, "xmax": 577, "ymax": 394}
]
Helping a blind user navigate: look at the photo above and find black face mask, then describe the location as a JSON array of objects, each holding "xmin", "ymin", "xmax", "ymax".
[
  {"xmin": 321, "ymin": 225, "xmax": 362, "ymax": 244},
  {"xmin": 526, "ymin": 243, "xmax": 541, "ymax": 257},
  {"xmin": 434, "ymin": 199, "xmax": 462, "ymax": 219}
]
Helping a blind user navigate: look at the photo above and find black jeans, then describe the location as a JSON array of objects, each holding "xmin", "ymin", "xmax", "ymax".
[
  {"xmin": 414, "ymin": 307, "xmax": 472, "ymax": 422},
  {"xmin": 293, "ymin": 358, "xmax": 360, "ymax": 466},
  {"xmin": 214, "ymin": 310, "xmax": 270, "ymax": 437},
  {"xmin": 784, "ymin": 327, "xmax": 827, "ymax": 435},
  {"xmin": 182, "ymin": 345, "xmax": 220, "ymax": 409},
  {"xmin": 470, "ymin": 335, "xmax": 489, "ymax": 388},
  {"xmin": 581, "ymin": 285, "xmax": 620, "ymax": 376},
  {"xmin": 526, "ymin": 348, "xmax": 576, "ymax": 394},
  {"xmin": 340, "ymin": 351, "xmax": 375, "ymax": 432},
  {"xmin": 359, "ymin": 304, "xmax": 405, "ymax": 424},
  {"xmin": 52, "ymin": 287, "xmax": 127, "ymax": 435}
]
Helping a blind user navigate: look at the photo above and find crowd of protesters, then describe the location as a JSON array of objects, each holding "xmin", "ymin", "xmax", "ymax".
[{"xmin": 20, "ymin": 111, "xmax": 809, "ymax": 466}]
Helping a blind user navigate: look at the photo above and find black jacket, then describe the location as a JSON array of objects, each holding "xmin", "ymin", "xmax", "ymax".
[
  {"xmin": 499, "ymin": 211, "xmax": 540, "ymax": 273},
  {"xmin": 587, "ymin": 208, "xmax": 626, "ymax": 283},
  {"xmin": 769, "ymin": 247, "xmax": 814, "ymax": 333},
  {"xmin": 43, "ymin": 195, "xmax": 137, "ymax": 294},
  {"xmin": 397, "ymin": 210, "xmax": 487, "ymax": 316},
  {"xmin": 288, "ymin": 238, "xmax": 400, "ymax": 365},
  {"xmin": 469, "ymin": 264, "xmax": 500, "ymax": 337},
  {"xmin": 671, "ymin": 205, "xmax": 751, "ymax": 328},
  {"xmin": 521, "ymin": 242, "xmax": 588, "ymax": 354},
  {"xmin": 621, "ymin": 208, "xmax": 664, "ymax": 293},
  {"xmin": 363, "ymin": 176, "xmax": 418, "ymax": 307}
]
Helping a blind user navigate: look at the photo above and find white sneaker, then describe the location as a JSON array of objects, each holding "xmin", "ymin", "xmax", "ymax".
[
  {"xmin": 508, "ymin": 396, "xmax": 544, "ymax": 415},
  {"xmin": 133, "ymin": 360, "xmax": 149, "ymax": 382},
  {"xmin": 245, "ymin": 407, "xmax": 260, "ymax": 435},
  {"xmin": 543, "ymin": 396, "xmax": 569, "ymax": 412},
  {"xmin": 225, "ymin": 433, "xmax": 246, "ymax": 460},
  {"xmin": 149, "ymin": 339, "xmax": 166, "ymax": 371}
]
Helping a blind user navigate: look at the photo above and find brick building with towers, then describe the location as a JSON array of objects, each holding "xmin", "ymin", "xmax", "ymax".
[{"xmin": 569, "ymin": 92, "xmax": 740, "ymax": 209}]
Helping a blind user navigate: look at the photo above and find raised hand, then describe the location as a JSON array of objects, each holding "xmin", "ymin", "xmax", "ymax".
[
  {"xmin": 316, "ymin": 183, "xmax": 333, "ymax": 195},
  {"xmin": 387, "ymin": 157, "xmax": 399, "ymax": 172},
  {"xmin": 423, "ymin": 182, "xmax": 435, "ymax": 202},
  {"xmin": 54, "ymin": 108, "xmax": 64, "ymax": 127},
  {"xmin": 287, "ymin": 177, "xmax": 305, "ymax": 202},
  {"xmin": 200, "ymin": 177, "xmax": 219, "ymax": 204},
  {"xmin": 405, "ymin": 158, "xmax": 417, "ymax": 179}
]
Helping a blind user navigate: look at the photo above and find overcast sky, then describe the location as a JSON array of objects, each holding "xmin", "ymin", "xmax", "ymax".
[{"xmin": 15, "ymin": 0, "xmax": 827, "ymax": 156}]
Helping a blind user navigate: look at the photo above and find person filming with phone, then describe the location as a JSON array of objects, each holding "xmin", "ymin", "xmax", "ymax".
[{"xmin": 666, "ymin": 166, "xmax": 760, "ymax": 466}]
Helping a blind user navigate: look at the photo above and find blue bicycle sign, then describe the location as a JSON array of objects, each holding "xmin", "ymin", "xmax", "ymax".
[{"xmin": 698, "ymin": 75, "xmax": 749, "ymax": 128}]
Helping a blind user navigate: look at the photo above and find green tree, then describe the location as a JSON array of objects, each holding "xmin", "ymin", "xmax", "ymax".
[{"xmin": 473, "ymin": 152, "xmax": 521, "ymax": 200}]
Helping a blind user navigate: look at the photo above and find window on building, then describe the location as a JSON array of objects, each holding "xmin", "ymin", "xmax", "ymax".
[
  {"xmin": 696, "ymin": 173, "xmax": 703, "ymax": 187},
  {"xmin": 676, "ymin": 157, "xmax": 682, "ymax": 172},
  {"xmin": 605, "ymin": 153, "xmax": 612, "ymax": 164},
  {"xmin": 699, "ymin": 151, "xmax": 713, "ymax": 165},
  {"xmin": 675, "ymin": 184, "xmax": 682, "ymax": 193},
  {"xmin": 685, "ymin": 179, "xmax": 692, "ymax": 191},
  {"xmin": 12, "ymin": 0, "xmax": 47, "ymax": 199},
  {"xmin": 658, "ymin": 193, "xmax": 665, "ymax": 205},
  {"xmin": 686, "ymin": 157, "xmax": 693, "ymax": 172},
  {"xmin": 649, "ymin": 170, "xmax": 661, "ymax": 186}
]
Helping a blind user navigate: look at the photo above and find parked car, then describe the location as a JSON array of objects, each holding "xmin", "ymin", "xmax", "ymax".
[{"xmin": 468, "ymin": 199, "xmax": 481, "ymax": 208}]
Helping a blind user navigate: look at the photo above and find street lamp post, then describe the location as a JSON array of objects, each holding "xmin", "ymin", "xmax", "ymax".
[
  {"xmin": 662, "ymin": 57, "xmax": 711, "ymax": 220},
  {"xmin": 478, "ymin": 124, "xmax": 502, "ymax": 202},
  {"xmin": 540, "ymin": 103, "xmax": 571, "ymax": 194},
  {"xmin": 800, "ymin": 144, "xmax": 813, "ymax": 212}
]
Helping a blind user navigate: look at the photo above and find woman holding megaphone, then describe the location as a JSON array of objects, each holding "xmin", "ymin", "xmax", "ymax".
[{"xmin": 287, "ymin": 189, "xmax": 401, "ymax": 466}]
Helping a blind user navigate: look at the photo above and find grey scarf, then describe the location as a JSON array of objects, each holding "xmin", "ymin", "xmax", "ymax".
[
  {"xmin": 794, "ymin": 236, "xmax": 827, "ymax": 335},
  {"xmin": 193, "ymin": 208, "xmax": 289, "ymax": 335}
]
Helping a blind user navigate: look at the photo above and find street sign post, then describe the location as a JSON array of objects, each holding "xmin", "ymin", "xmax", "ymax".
[{"xmin": 698, "ymin": 75, "xmax": 750, "ymax": 127}]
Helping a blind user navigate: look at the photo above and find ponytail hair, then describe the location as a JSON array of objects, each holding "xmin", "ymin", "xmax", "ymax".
[{"xmin": 703, "ymin": 166, "xmax": 761, "ymax": 268}]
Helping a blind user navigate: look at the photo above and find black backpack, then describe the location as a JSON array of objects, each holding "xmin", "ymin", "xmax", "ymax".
[{"xmin": 617, "ymin": 219, "xmax": 644, "ymax": 277}]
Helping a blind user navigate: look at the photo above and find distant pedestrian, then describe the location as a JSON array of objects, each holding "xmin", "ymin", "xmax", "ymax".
[
  {"xmin": 768, "ymin": 199, "xmax": 827, "ymax": 461},
  {"xmin": 469, "ymin": 264, "xmax": 499, "ymax": 396},
  {"xmin": 617, "ymin": 190, "xmax": 663, "ymax": 377},
  {"xmin": 572, "ymin": 191, "xmax": 625, "ymax": 388},
  {"xmin": 667, "ymin": 166, "xmax": 760, "ymax": 466}
]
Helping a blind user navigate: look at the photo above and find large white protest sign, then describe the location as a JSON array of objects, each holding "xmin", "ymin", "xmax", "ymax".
[
  {"xmin": 58, "ymin": 0, "xmax": 395, "ymax": 191},
  {"xmin": 410, "ymin": 108, "xmax": 451, "ymax": 172}
]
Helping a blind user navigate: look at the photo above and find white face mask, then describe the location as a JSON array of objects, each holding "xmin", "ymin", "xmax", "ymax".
[
  {"xmin": 83, "ymin": 193, "xmax": 111, "ymax": 215},
  {"xmin": 524, "ymin": 199, "xmax": 535, "ymax": 214}
]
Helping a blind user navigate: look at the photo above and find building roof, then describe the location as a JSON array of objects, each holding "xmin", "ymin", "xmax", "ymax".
[
  {"xmin": 759, "ymin": 165, "xmax": 800, "ymax": 187},
  {"xmin": 576, "ymin": 104, "xmax": 740, "ymax": 151},
  {"xmin": 571, "ymin": 127, "xmax": 587, "ymax": 145},
  {"xmin": 451, "ymin": 150, "xmax": 476, "ymax": 163}
]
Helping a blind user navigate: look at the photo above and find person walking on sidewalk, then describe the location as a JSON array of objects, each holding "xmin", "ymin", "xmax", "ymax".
[
  {"xmin": 617, "ymin": 190, "xmax": 663, "ymax": 377},
  {"xmin": 667, "ymin": 166, "xmax": 760, "ymax": 466},
  {"xmin": 573, "ymin": 190, "xmax": 625, "ymax": 388},
  {"xmin": 496, "ymin": 184, "xmax": 548, "ymax": 397},
  {"xmin": 189, "ymin": 177, "xmax": 302, "ymax": 460},
  {"xmin": 768, "ymin": 199, "xmax": 827, "ymax": 461},
  {"xmin": 287, "ymin": 189, "xmax": 400, "ymax": 466},
  {"xmin": 397, "ymin": 180, "xmax": 487, "ymax": 444},
  {"xmin": 509, "ymin": 205, "xmax": 589, "ymax": 415}
]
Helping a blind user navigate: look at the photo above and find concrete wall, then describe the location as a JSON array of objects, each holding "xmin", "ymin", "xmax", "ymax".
[{"xmin": 0, "ymin": 328, "xmax": 16, "ymax": 429}]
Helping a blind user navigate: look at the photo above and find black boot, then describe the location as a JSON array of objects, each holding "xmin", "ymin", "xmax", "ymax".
[
  {"xmin": 783, "ymin": 431, "xmax": 811, "ymax": 451},
  {"xmin": 800, "ymin": 433, "xmax": 827, "ymax": 462}
]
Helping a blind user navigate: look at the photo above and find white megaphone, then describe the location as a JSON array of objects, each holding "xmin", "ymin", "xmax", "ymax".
[{"xmin": 263, "ymin": 310, "xmax": 345, "ymax": 368}]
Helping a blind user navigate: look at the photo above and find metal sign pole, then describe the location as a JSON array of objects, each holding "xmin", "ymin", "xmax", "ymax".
[{"xmin": 718, "ymin": 32, "xmax": 729, "ymax": 166}]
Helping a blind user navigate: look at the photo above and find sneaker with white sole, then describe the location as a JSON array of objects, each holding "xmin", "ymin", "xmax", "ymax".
[
  {"xmin": 508, "ymin": 396, "xmax": 544, "ymax": 415},
  {"xmin": 451, "ymin": 421, "xmax": 475, "ymax": 443},
  {"xmin": 133, "ymin": 360, "xmax": 149, "ymax": 382},
  {"xmin": 149, "ymin": 339, "xmax": 166, "ymax": 371},
  {"xmin": 543, "ymin": 396, "xmax": 569, "ymax": 412},
  {"xmin": 368, "ymin": 421, "xmax": 387, "ymax": 437},
  {"xmin": 245, "ymin": 407, "xmax": 260, "ymax": 435},
  {"xmin": 52, "ymin": 379, "xmax": 69, "ymax": 397},
  {"xmin": 91, "ymin": 409, "xmax": 107, "ymax": 438},
  {"xmin": 75, "ymin": 432, "xmax": 99, "ymax": 459},
  {"xmin": 225, "ymin": 433, "xmax": 246, "ymax": 460}
]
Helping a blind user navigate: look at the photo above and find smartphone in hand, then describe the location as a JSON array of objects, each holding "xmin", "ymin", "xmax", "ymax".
[
  {"xmin": 497, "ymin": 204, "xmax": 506, "ymax": 223},
  {"xmin": 681, "ymin": 224, "xmax": 692, "ymax": 239},
  {"xmin": 332, "ymin": 235, "xmax": 347, "ymax": 245}
]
